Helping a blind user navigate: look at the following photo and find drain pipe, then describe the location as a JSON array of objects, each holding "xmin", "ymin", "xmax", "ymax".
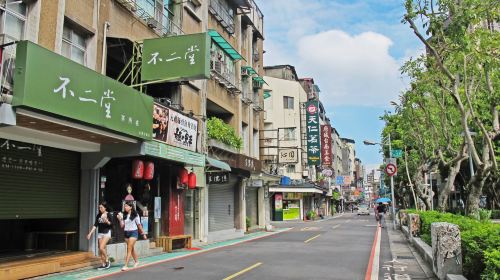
[{"xmin": 101, "ymin": 21, "xmax": 110, "ymax": 74}]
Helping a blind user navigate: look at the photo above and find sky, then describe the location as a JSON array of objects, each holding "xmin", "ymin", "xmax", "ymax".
[{"xmin": 255, "ymin": 0, "xmax": 424, "ymax": 174}]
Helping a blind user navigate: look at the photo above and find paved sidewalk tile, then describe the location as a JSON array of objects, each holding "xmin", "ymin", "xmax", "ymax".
[
  {"xmin": 385, "ymin": 225, "xmax": 437, "ymax": 280},
  {"xmin": 37, "ymin": 228, "xmax": 291, "ymax": 280}
]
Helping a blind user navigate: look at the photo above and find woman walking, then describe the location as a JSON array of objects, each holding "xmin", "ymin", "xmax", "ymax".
[
  {"xmin": 117, "ymin": 201, "xmax": 147, "ymax": 271},
  {"xmin": 87, "ymin": 202, "xmax": 113, "ymax": 270}
]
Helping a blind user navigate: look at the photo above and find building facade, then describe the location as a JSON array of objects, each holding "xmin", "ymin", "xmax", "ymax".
[{"xmin": 0, "ymin": 0, "xmax": 266, "ymax": 278}]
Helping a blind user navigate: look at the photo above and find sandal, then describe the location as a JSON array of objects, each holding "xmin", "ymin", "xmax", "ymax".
[
  {"xmin": 134, "ymin": 262, "xmax": 140, "ymax": 268},
  {"xmin": 121, "ymin": 266, "xmax": 129, "ymax": 271}
]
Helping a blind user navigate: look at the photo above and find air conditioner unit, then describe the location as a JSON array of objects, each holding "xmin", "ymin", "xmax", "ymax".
[
  {"xmin": 116, "ymin": 0, "xmax": 137, "ymax": 12},
  {"xmin": 147, "ymin": 17, "xmax": 160, "ymax": 29},
  {"xmin": 241, "ymin": 67, "xmax": 249, "ymax": 77}
]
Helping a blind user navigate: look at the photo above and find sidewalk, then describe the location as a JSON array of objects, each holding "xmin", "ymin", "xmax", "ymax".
[
  {"xmin": 34, "ymin": 228, "xmax": 291, "ymax": 280},
  {"xmin": 385, "ymin": 223, "xmax": 436, "ymax": 280}
]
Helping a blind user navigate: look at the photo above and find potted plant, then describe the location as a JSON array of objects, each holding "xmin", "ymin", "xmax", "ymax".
[{"xmin": 306, "ymin": 210, "xmax": 317, "ymax": 220}]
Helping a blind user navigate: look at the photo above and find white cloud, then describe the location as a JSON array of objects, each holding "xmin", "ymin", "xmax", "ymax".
[{"xmin": 296, "ymin": 30, "xmax": 405, "ymax": 107}]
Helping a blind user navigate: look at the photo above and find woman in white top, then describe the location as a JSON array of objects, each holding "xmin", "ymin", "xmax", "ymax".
[{"xmin": 117, "ymin": 201, "xmax": 147, "ymax": 271}]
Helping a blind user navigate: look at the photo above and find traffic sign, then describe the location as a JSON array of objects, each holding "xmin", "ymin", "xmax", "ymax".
[
  {"xmin": 385, "ymin": 163, "xmax": 397, "ymax": 177},
  {"xmin": 336, "ymin": 176, "xmax": 344, "ymax": 185},
  {"xmin": 391, "ymin": 149, "xmax": 403, "ymax": 158}
]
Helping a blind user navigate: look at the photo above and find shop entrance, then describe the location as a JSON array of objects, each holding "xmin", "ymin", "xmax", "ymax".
[{"xmin": 0, "ymin": 139, "xmax": 80, "ymax": 261}]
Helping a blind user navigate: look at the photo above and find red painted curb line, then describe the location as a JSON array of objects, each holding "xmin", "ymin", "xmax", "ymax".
[{"xmin": 365, "ymin": 225, "xmax": 380, "ymax": 280}]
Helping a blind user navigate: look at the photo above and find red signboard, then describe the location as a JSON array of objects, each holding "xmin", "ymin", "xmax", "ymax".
[
  {"xmin": 168, "ymin": 184, "xmax": 185, "ymax": 236},
  {"xmin": 320, "ymin": 125, "xmax": 332, "ymax": 166}
]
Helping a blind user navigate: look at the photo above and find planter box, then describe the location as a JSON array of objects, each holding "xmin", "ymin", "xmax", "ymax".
[{"xmin": 208, "ymin": 138, "xmax": 238, "ymax": 154}]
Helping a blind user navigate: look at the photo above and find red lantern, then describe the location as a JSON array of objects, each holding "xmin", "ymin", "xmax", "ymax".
[
  {"xmin": 188, "ymin": 172, "xmax": 197, "ymax": 189},
  {"xmin": 132, "ymin": 160, "xmax": 144, "ymax": 179},
  {"xmin": 179, "ymin": 168, "xmax": 189, "ymax": 185},
  {"xmin": 144, "ymin": 162, "xmax": 154, "ymax": 180}
]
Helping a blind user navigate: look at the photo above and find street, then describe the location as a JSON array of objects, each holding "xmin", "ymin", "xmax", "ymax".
[{"xmin": 99, "ymin": 213, "xmax": 393, "ymax": 280}]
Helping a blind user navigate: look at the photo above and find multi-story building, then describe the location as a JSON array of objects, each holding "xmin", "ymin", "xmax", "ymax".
[
  {"xmin": 332, "ymin": 127, "xmax": 343, "ymax": 177},
  {"xmin": 0, "ymin": 0, "xmax": 265, "ymax": 277},
  {"xmin": 262, "ymin": 66, "xmax": 333, "ymax": 221}
]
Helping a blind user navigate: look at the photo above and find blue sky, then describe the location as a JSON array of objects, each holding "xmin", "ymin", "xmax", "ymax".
[{"xmin": 255, "ymin": 0, "xmax": 423, "ymax": 173}]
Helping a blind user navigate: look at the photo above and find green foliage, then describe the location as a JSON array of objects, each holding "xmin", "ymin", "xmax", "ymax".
[
  {"xmin": 306, "ymin": 210, "xmax": 317, "ymax": 220},
  {"xmin": 483, "ymin": 249, "xmax": 500, "ymax": 280},
  {"xmin": 412, "ymin": 211, "xmax": 500, "ymax": 279},
  {"xmin": 245, "ymin": 216, "xmax": 251, "ymax": 230},
  {"xmin": 206, "ymin": 117, "xmax": 243, "ymax": 150},
  {"xmin": 478, "ymin": 209, "xmax": 492, "ymax": 221}
]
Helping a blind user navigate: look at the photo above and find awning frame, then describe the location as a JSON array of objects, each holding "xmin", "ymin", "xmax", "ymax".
[
  {"xmin": 208, "ymin": 29, "xmax": 244, "ymax": 61},
  {"xmin": 206, "ymin": 156, "xmax": 231, "ymax": 172}
]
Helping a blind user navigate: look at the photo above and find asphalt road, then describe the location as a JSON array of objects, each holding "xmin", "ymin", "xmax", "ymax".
[{"xmin": 103, "ymin": 212, "xmax": 392, "ymax": 280}]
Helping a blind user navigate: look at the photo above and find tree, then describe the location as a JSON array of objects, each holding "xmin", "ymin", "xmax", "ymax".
[{"xmin": 403, "ymin": 0, "xmax": 499, "ymax": 216}]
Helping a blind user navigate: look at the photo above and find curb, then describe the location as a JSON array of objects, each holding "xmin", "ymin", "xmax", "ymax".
[{"xmin": 38, "ymin": 228, "xmax": 292, "ymax": 280}]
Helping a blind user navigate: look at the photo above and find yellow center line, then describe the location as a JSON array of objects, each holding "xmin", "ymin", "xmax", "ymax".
[
  {"xmin": 222, "ymin": 262, "xmax": 263, "ymax": 280},
  {"xmin": 304, "ymin": 234, "xmax": 321, "ymax": 243}
]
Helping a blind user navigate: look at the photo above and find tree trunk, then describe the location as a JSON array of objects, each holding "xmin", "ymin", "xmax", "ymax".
[
  {"xmin": 413, "ymin": 164, "xmax": 432, "ymax": 210},
  {"xmin": 466, "ymin": 170, "xmax": 488, "ymax": 216},
  {"xmin": 437, "ymin": 159, "xmax": 464, "ymax": 211}
]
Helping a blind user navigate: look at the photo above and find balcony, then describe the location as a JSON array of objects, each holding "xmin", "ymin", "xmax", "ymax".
[
  {"xmin": 208, "ymin": 0, "xmax": 235, "ymax": 34},
  {"xmin": 115, "ymin": 0, "xmax": 183, "ymax": 36},
  {"xmin": 240, "ymin": 0, "xmax": 264, "ymax": 37}
]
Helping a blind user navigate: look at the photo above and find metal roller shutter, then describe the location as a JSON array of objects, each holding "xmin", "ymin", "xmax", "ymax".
[
  {"xmin": 208, "ymin": 183, "xmax": 235, "ymax": 232},
  {"xmin": 0, "ymin": 139, "xmax": 80, "ymax": 219},
  {"xmin": 245, "ymin": 187, "xmax": 258, "ymax": 227}
]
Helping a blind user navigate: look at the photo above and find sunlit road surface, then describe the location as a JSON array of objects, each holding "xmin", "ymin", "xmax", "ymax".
[{"xmin": 101, "ymin": 213, "xmax": 392, "ymax": 280}]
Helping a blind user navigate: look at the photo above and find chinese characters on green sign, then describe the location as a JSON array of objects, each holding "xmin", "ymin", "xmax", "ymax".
[
  {"xmin": 141, "ymin": 32, "xmax": 211, "ymax": 82},
  {"xmin": 13, "ymin": 41, "xmax": 153, "ymax": 140},
  {"xmin": 306, "ymin": 100, "xmax": 321, "ymax": 165}
]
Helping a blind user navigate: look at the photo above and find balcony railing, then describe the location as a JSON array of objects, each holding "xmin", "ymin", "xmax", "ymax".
[
  {"xmin": 115, "ymin": 0, "xmax": 183, "ymax": 36},
  {"xmin": 208, "ymin": 0, "xmax": 235, "ymax": 34}
]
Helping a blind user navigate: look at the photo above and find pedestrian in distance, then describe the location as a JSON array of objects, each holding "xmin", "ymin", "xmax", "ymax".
[
  {"xmin": 117, "ymin": 201, "xmax": 147, "ymax": 271},
  {"xmin": 87, "ymin": 202, "xmax": 113, "ymax": 270},
  {"xmin": 376, "ymin": 202, "xmax": 387, "ymax": 228}
]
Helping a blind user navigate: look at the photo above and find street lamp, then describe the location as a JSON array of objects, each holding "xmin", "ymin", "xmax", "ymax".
[{"xmin": 364, "ymin": 135, "xmax": 397, "ymax": 230}]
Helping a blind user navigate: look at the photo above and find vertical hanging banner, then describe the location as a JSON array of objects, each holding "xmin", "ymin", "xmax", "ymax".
[
  {"xmin": 320, "ymin": 125, "xmax": 332, "ymax": 166},
  {"xmin": 306, "ymin": 101, "xmax": 321, "ymax": 165}
]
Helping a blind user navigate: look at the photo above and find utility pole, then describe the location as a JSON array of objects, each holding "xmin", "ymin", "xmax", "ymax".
[{"xmin": 388, "ymin": 134, "xmax": 396, "ymax": 230}]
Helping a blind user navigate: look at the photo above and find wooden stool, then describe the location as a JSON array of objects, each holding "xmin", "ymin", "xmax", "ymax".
[{"xmin": 156, "ymin": 235, "xmax": 192, "ymax": 252}]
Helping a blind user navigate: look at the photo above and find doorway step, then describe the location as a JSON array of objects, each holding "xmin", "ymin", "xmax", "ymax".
[{"xmin": 0, "ymin": 251, "xmax": 100, "ymax": 280}]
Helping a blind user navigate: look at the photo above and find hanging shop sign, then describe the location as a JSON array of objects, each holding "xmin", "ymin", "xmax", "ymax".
[
  {"xmin": 141, "ymin": 32, "xmax": 211, "ymax": 82},
  {"xmin": 166, "ymin": 109, "xmax": 198, "ymax": 152},
  {"xmin": 320, "ymin": 125, "xmax": 332, "ymax": 166},
  {"xmin": 305, "ymin": 100, "xmax": 321, "ymax": 166},
  {"xmin": 153, "ymin": 103, "xmax": 198, "ymax": 152},
  {"xmin": 236, "ymin": 154, "xmax": 262, "ymax": 172},
  {"xmin": 278, "ymin": 148, "xmax": 298, "ymax": 163},
  {"xmin": 144, "ymin": 141, "xmax": 205, "ymax": 167},
  {"xmin": 206, "ymin": 172, "xmax": 229, "ymax": 185},
  {"xmin": 12, "ymin": 41, "xmax": 153, "ymax": 140}
]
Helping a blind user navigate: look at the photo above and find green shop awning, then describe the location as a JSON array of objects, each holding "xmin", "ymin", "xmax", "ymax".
[
  {"xmin": 206, "ymin": 157, "xmax": 231, "ymax": 171},
  {"xmin": 208, "ymin": 29, "xmax": 244, "ymax": 61},
  {"xmin": 242, "ymin": 66, "xmax": 257, "ymax": 75},
  {"xmin": 252, "ymin": 76, "xmax": 268, "ymax": 85}
]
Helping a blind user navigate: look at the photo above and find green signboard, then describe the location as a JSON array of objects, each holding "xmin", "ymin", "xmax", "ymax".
[
  {"xmin": 391, "ymin": 149, "xmax": 403, "ymax": 158},
  {"xmin": 263, "ymin": 90, "xmax": 271, "ymax": 99},
  {"xmin": 13, "ymin": 41, "xmax": 153, "ymax": 140},
  {"xmin": 144, "ymin": 141, "xmax": 205, "ymax": 167},
  {"xmin": 306, "ymin": 100, "xmax": 321, "ymax": 165},
  {"xmin": 141, "ymin": 33, "xmax": 211, "ymax": 82}
]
